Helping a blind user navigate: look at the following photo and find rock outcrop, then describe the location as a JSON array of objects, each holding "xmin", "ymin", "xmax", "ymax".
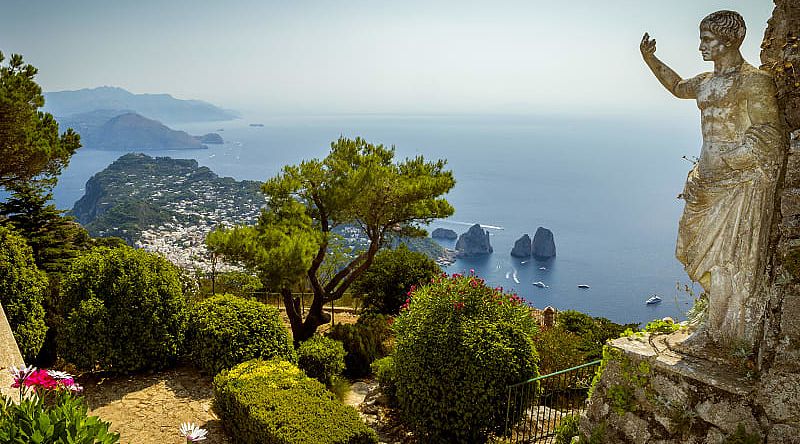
[
  {"xmin": 194, "ymin": 133, "xmax": 224, "ymax": 144},
  {"xmin": 455, "ymin": 224, "xmax": 492, "ymax": 257},
  {"xmin": 511, "ymin": 234, "xmax": 532, "ymax": 258},
  {"xmin": 431, "ymin": 228, "xmax": 458, "ymax": 240},
  {"xmin": 532, "ymin": 227, "xmax": 556, "ymax": 258}
]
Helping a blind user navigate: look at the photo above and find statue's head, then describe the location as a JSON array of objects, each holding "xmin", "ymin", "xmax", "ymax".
[{"xmin": 699, "ymin": 10, "xmax": 746, "ymax": 61}]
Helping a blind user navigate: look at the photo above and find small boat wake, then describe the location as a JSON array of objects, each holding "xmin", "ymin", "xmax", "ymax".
[{"xmin": 441, "ymin": 220, "xmax": 504, "ymax": 230}]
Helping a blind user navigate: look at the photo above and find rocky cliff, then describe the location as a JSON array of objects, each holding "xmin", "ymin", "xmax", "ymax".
[
  {"xmin": 511, "ymin": 234, "xmax": 532, "ymax": 258},
  {"xmin": 532, "ymin": 227, "xmax": 556, "ymax": 258},
  {"xmin": 455, "ymin": 224, "xmax": 492, "ymax": 257}
]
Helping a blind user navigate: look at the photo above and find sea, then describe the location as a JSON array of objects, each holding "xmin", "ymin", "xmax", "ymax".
[{"xmin": 52, "ymin": 113, "xmax": 703, "ymax": 327}]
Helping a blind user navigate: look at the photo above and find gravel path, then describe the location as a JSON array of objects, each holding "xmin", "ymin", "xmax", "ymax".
[{"xmin": 81, "ymin": 366, "xmax": 230, "ymax": 444}]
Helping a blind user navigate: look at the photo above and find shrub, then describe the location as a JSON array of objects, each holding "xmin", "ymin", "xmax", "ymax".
[
  {"xmin": 327, "ymin": 313, "xmax": 391, "ymax": 377},
  {"xmin": 352, "ymin": 245, "xmax": 441, "ymax": 315},
  {"xmin": 185, "ymin": 294, "xmax": 296, "ymax": 374},
  {"xmin": 0, "ymin": 391, "xmax": 119, "ymax": 443},
  {"xmin": 213, "ymin": 359, "xmax": 378, "ymax": 444},
  {"xmin": 59, "ymin": 246, "xmax": 187, "ymax": 373},
  {"xmin": 558, "ymin": 310, "xmax": 638, "ymax": 360},
  {"xmin": 0, "ymin": 226, "xmax": 48, "ymax": 361},
  {"xmin": 298, "ymin": 335, "xmax": 346, "ymax": 384},
  {"xmin": 534, "ymin": 326, "xmax": 585, "ymax": 376},
  {"xmin": 554, "ymin": 415, "xmax": 580, "ymax": 444},
  {"xmin": 371, "ymin": 356, "xmax": 396, "ymax": 403},
  {"xmin": 392, "ymin": 273, "xmax": 539, "ymax": 443}
]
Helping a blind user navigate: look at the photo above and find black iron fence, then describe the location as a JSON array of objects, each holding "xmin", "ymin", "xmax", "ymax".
[{"xmin": 503, "ymin": 360, "xmax": 601, "ymax": 444}]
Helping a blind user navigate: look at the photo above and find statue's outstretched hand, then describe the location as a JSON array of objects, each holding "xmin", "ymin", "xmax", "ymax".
[{"xmin": 641, "ymin": 33, "xmax": 656, "ymax": 58}]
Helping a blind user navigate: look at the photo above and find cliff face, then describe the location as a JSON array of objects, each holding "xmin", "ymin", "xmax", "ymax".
[
  {"xmin": 532, "ymin": 227, "xmax": 556, "ymax": 259},
  {"xmin": 511, "ymin": 234, "xmax": 532, "ymax": 258},
  {"xmin": 431, "ymin": 228, "xmax": 458, "ymax": 240},
  {"xmin": 455, "ymin": 224, "xmax": 492, "ymax": 257}
]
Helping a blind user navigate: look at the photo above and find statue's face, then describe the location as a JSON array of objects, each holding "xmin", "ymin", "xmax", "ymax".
[{"xmin": 699, "ymin": 30, "xmax": 727, "ymax": 61}]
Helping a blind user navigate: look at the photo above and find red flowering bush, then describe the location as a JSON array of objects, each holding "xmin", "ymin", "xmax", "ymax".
[{"xmin": 392, "ymin": 272, "xmax": 539, "ymax": 443}]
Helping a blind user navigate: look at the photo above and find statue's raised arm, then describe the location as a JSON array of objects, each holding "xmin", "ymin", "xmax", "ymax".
[{"xmin": 640, "ymin": 33, "xmax": 700, "ymax": 99}]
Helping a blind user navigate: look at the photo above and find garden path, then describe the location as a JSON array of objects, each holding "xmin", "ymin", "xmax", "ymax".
[{"xmin": 81, "ymin": 366, "xmax": 229, "ymax": 444}]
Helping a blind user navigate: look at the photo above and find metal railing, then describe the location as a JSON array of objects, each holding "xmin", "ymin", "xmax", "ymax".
[{"xmin": 503, "ymin": 360, "xmax": 601, "ymax": 444}]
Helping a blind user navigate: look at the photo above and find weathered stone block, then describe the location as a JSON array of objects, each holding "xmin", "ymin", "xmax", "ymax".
[
  {"xmin": 695, "ymin": 399, "xmax": 759, "ymax": 436},
  {"xmin": 767, "ymin": 424, "xmax": 800, "ymax": 444},
  {"xmin": 757, "ymin": 370, "xmax": 800, "ymax": 422}
]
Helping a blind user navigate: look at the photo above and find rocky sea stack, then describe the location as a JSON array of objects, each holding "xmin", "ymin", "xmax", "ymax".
[
  {"xmin": 431, "ymin": 228, "xmax": 458, "ymax": 240},
  {"xmin": 511, "ymin": 234, "xmax": 532, "ymax": 258},
  {"xmin": 455, "ymin": 224, "xmax": 493, "ymax": 257},
  {"xmin": 532, "ymin": 227, "xmax": 556, "ymax": 259}
]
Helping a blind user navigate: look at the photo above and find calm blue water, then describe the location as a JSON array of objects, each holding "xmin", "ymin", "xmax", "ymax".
[{"xmin": 53, "ymin": 114, "xmax": 702, "ymax": 326}]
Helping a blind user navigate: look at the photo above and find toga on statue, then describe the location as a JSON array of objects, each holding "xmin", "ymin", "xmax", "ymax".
[{"xmin": 641, "ymin": 10, "xmax": 786, "ymax": 347}]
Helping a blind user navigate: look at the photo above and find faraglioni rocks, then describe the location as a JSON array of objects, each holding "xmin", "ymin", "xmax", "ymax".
[
  {"xmin": 532, "ymin": 227, "xmax": 556, "ymax": 259},
  {"xmin": 431, "ymin": 228, "xmax": 458, "ymax": 240},
  {"xmin": 455, "ymin": 224, "xmax": 493, "ymax": 257},
  {"xmin": 511, "ymin": 234, "xmax": 532, "ymax": 258}
]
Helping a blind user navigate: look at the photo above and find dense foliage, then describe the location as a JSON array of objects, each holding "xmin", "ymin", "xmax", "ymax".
[
  {"xmin": 59, "ymin": 246, "xmax": 187, "ymax": 372},
  {"xmin": 185, "ymin": 294, "xmax": 296, "ymax": 374},
  {"xmin": 207, "ymin": 136, "xmax": 455, "ymax": 342},
  {"xmin": 557, "ymin": 310, "xmax": 638, "ymax": 361},
  {"xmin": 198, "ymin": 270, "xmax": 263, "ymax": 298},
  {"xmin": 297, "ymin": 335, "xmax": 346, "ymax": 385},
  {"xmin": 213, "ymin": 359, "xmax": 378, "ymax": 444},
  {"xmin": 392, "ymin": 273, "xmax": 539, "ymax": 443},
  {"xmin": 0, "ymin": 226, "xmax": 48, "ymax": 361},
  {"xmin": 533, "ymin": 325, "xmax": 586, "ymax": 376},
  {"xmin": 371, "ymin": 356, "xmax": 396, "ymax": 404},
  {"xmin": 0, "ymin": 52, "xmax": 80, "ymax": 191},
  {"xmin": 0, "ymin": 391, "xmax": 119, "ymax": 444},
  {"xmin": 327, "ymin": 313, "xmax": 391, "ymax": 377},
  {"xmin": 352, "ymin": 245, "xmax": 441, "ymax": 315}
]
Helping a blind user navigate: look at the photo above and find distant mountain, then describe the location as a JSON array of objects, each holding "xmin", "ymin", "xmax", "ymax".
[
  {"xmin": 44, "ymin": 86, "xmax": 239, "ymax": 123},
  {"xmin": 73, "ymin": 112, "xmax": 207, "ymax": 150}
]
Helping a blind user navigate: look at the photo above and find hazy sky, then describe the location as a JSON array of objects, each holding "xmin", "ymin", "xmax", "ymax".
[{"xmin": 0, "ymin": 1, "xmax": 775, "ymax": 116}]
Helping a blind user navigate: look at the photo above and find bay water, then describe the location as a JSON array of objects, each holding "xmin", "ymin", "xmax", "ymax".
[{"xmin": 53, "ymin": 113, "xmax": 701, "ymax": 326}]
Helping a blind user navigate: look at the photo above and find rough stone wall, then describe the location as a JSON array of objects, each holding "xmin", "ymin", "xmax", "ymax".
[{"xmin": 759, "ymin": 0, "xmax": 800, "ymax": 374}]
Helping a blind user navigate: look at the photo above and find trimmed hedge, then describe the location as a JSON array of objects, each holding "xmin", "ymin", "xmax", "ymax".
[
  {"xmin": 297, "ymin": 335, "xmax": 345, "ymax": 385},
  {"xmin": 0, "ymin": 226, "xmax": 49, "ymax": 361},
  {"xmin": 59, "ymin": 246, "xmax": 187, "ymax": 373},
  {"xmin": 392, "ymin": 273, "xmax": 539, "ymax": 443},
  {"xmin": 185, "ymin": 294, "xmax": 296, "ymax": 374},
  {"xmin": 326, "ymin": 314, "xmax": 390, "ymax": 377},
  {"xmin": 213, "ymin": 359, "xmax": 378, "ymax": 444}
]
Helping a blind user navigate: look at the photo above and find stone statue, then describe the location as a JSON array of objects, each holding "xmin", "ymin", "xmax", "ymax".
[{"xmin": 641, "ymin": 10, "xmax": 786, "ymax": 347}]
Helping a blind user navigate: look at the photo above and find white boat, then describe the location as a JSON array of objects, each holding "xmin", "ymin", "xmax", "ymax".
[
  {"xmin": 645, "ymin": 295, "xmax": 662, "ymax": 305},
  {"xmin": 532, "ymin": 281, "xmax": 548, "ymax": 288},
  {"xmin": 539, "ymin": 267, "xmax": 547, "ymax": 270},
  {"xmin": 577, "ymin": 284, "xmax": 590, "ymax": 289}
]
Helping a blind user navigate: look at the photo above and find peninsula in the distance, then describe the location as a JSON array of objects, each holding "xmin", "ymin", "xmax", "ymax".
[{"xmin": 44, "ymin": 86, "xmax": 239, "ymax": 123}]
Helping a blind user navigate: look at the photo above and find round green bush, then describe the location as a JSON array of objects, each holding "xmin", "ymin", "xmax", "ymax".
[
  {"xmin": 185, "ymin": 294, "xmax": 296, "ymax": 374},
  {"xmin": 326, "ymin": 313, "xmax": 391, "ymax": 377},
  {"xmin": 392, "ymin": 273, "xmax": 539, "ymax": 443},
  {"xmin": 353, "ymin": 245, "xmax": 441, "ymax": 315},
  {"xmin": 59, "ymin": 246, "xmax": 187, "ymax": 372},
  {"xmin": 0, "ymin": 226, "xmax": 48, "ymax": 361},
  {"xmin": 297, "ymin": 335, "xmax": 345, "ymax": 384}
]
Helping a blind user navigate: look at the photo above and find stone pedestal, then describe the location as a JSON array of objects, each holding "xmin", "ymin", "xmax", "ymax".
[
  {"xmin": 0, "ymin": 303, "xmax": 24, "ymax": 399},
  {"xmin": 580, "ymin": 333, "xmax": 800, "ymax": 443}
]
